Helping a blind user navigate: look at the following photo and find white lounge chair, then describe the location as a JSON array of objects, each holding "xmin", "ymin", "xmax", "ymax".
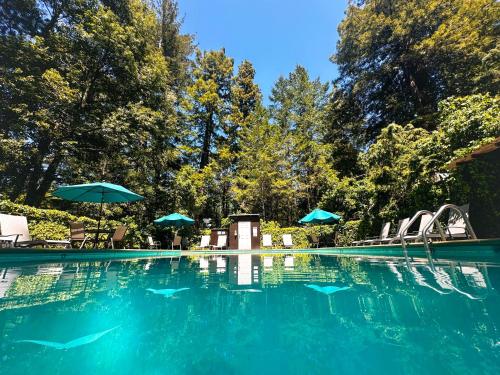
[
  {"xmin": 444, "ymin": 204, "xmax": 470, "ymax": 239},
  {"xmin": 282, "ymin": 234, "xmax": 293, "ymax": 249},
  {"xmin": 147, "ymin": 235, "xmax": 161, "ymax": 249},
  {"xmin": 403, "ymin": 204, "xmax": 470, "ymax": 244},
  {"xmin": 198, "ymin": 235, "xmax": 211, "ymax": 250},
  {"xmin": 0, "ymin": 214, "xmax": 70, "ymax": 248},
  {"xmin": 262, "ymin": 234, "xmax": 273, "ymax": 248},
  {"xmin": 402, "ymin": 213, "xmax": 435, "ymax": 243},
  {"xmin": 352, "ymin": 222, "xmax": 391, "ymax": 246},
  {"xmin": 212, "ymin": 235, "xmax": 227, "ymax": 250},
  {"xmin": 379, "ymin": 218, "xmax": 410, "ymax": 244}
]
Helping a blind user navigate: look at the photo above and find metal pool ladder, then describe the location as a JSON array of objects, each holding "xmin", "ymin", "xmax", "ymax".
[{"xmin": 401, "ymin": 204, "xmax": 477, "ymax": 268}]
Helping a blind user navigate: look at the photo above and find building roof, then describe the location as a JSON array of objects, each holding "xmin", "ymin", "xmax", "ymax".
[
  {"xmin": 228, "ymin": 214, "xmax": 260, "ymax": 222},
  {"xmin": 448, "ymin": 136, "xmax": 500, "ymax": 169}
]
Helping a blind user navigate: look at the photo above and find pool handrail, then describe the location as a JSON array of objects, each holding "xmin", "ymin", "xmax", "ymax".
[
  {"xmin": 400, "ymin": 210, "xmax": 442, "ymax": 266},
  {"xmin": 422, "ymin": 204, "xmax": 476, "ymax": 254},
  {"xmin": 399, "ymin": 210, "xmax": 436, "ymax": 245}
]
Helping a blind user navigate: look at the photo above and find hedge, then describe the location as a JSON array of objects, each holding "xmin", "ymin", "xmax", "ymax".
[
  {"xmin": 0, "ymin": 200, "xmax": 141, "ymax": 248},
  {"xmin": 190, "ymin": 219, "xmax": 362, "ymax": 249},
  {"xmin": 0, "ymin": 198, "xmax": 364, "ymax": 249}
]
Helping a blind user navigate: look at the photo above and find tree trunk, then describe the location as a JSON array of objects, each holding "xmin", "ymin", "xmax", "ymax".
[
  {"xmin": 24, "ymin": 138, "xmax": 51, "ymax": 206},
  {"xmin": 200, "ymin": 112, "xmax": 214, "ymax": 169},
  {"xmin": 24, "ymin": 153, "xmax": 62, "ymax": 207}
]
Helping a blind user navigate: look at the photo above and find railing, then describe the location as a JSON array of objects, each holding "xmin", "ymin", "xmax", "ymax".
[
  {"xmin": 421, "ymin": 204, "xmax": 477, "ymax": 256},
  {"xmin": 400, "ymin": 204, "xmax": 476, "ymax": 269},
  {"xmin": 399, "ymin": 210, "xmax": 435, "ymax": 266}
]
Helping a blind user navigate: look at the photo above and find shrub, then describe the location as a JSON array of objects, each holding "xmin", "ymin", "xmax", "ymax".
[
  {"xmin": 260, "ymin": 220, "xmax": 337, "ymax": 249},
  {"xmin": 0, "ymin": 200, "xmax": 142, "ymax": 248},
  {"xmin": 335, "ymin": 220, "xmax": 363, "ymax": 246}
]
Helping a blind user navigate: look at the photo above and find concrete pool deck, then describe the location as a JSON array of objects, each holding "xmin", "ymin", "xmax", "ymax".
[{"xmin": 0, "ymin": 238, "xmax": 499, "ymax": 264}]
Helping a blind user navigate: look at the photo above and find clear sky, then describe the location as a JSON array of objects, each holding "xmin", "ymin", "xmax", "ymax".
[{"xmin": 177, "ymin": 0, "xmax": 348, "ymax": 101}]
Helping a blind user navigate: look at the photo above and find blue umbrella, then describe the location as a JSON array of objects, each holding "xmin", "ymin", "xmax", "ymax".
[
  {"xmin": 154, "ymin": 213, "xmax": 195, "ymax": 228},
  {"xmin": 53, "ymin": 182, "xmax": 144, "ymax": 246},
  {"xmin": 299, "ymin": 208, "xmax": 341, "ymax": 224},
  {"xmin": 53, "ymin": 182, "xmax": 144, "ymax": 203}
]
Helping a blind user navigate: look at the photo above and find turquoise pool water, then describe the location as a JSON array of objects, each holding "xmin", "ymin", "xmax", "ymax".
[{"xmin": 0, "ymin": 254, "xmax": 499, "ymax": 374}]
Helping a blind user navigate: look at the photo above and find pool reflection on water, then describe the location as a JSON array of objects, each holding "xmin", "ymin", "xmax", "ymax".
[{"xmin": 0, "ymin": 254, "xmax": 499, "ymax": 375}]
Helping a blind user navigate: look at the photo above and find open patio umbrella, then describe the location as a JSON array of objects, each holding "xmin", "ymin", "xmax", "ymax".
[
  {"xmin": 53, "ymin": 182, "xmax": 144, "ymax": 245},
  {"xmin": 299, "ymin": 208, "xmax": 341, "ymax": 248},
  {"xmin": 154, "ymin": 213, "xmax": 195, "ymax": 228},
  {"xmin": 299, "ymin": 208, "xmax": 341, "ymax": 224}
]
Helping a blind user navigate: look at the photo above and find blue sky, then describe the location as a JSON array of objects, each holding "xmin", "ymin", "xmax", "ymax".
[{"xmin": 177, "ymin": 0, "xmax": 348, "ymax": 101}]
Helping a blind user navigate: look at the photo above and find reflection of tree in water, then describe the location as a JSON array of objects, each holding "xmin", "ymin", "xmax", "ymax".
[{"xmin": 0, "ymin": 256, "xmax": 498, "ymax": 374}]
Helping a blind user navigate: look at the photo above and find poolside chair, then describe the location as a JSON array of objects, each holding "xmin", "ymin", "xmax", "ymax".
[
  {"xmin": 402, "ymin": 212, "xmax": 435, "ymax": 243},
  {"xmin": 198, "ymin": 235, "xmax": 211, "ymax": 250},
  {"xmin": 171, "ymin": 235, "xmax": 182, "ymax": 250},
  {"xmin": 106, "ymin": 225, "xmax": 128, "ymax": 249},
  {"xmin": 0, "ymin": 214, "xmax": 70, "ymax": 248},
  {"xmin": 309, "ymin": 233, "xmax": 320, "ymax": 248},
  {"xmin": 379, "ymin": 218, "xmax": 410, "ymax": 244},
  {"xmin": 212, "ymin": 235, "xmax": 227, "ymax": 250},
  {"xmin": 353, "ymin": 222, "xmax": 391, "ymax": 246},
  {"xmin": 147, "ymin": 235, "xmax": 161, "ymax": 249},
  {"xmin": 408, "ymin": 204, "xmax": 471, "ymax": 243},
  {"xmin": 282, "ymin": 234, "xmax": 293, "ymax": 249},
  {"xmin": 444, "ymin": 204, "xmax": 469, "ymax": 239},
  {"xmin": 262, "ymin": 234, "xmax": 273, "ymax": 248},
  {"xmin": 69, "ymin": 222, "xmax": 90, "ymax": 249}
]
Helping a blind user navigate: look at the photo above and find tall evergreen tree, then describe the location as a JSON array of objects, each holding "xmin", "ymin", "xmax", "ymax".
[
  {"xmin": 152, "ymin": 0, "xmax": 194, "ymax": 94},
  {"xmin": 229, "ymin": 60, "xmax": 262, "ymax": 153},
  {"xmin": 333, "ymin": 0, "xmax": 499, "ymax": 139},
  {"xmin": 269, "ymin": 66, "xmax": 334, "ymax": 218},
  {"xmin": 233, "ymin": 105, "xmax": 294, "ymax": 222},
  {"xmin": 185, "ymin": 49, "xmax": 234, "ymax": 169}
]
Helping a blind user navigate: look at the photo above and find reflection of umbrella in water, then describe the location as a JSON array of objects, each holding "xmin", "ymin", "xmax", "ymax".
[{"xmin": 53, "ymin": 182, "xmax": 144, "ymax": 246}]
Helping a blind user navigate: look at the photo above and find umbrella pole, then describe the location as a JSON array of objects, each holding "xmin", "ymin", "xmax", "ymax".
[{"xmin": 94, "ymin": 198, "xmax": 104, "ymax": 248}]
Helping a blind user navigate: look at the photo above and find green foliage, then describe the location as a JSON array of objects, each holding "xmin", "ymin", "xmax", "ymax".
[
  {"xmin": 266, "ymin": 66, "xmax": 336, "ymax": 223},
  {"xmin": 323, "ymin": 93, "xmax": 499, "ymax": 238},
  {"xmin": 0, "ymin": 0, "xmax": 191, "ymax": 220},
  {"xmin": 260, "ymin": 221, "xmax": 337, "ymax": 249},
  {"xmin": 0, "ymin": 1, "xmax": 498, "ymax": 243},
  {"xmin": 232, "ymin": 106, "xmax": 295, "ymax": 222},
  {"xmin": 333, "ymin": 0, "xmax": 499, "ymax": 137},
  {"xmin": 30, "ymin": 222, "xmax": 69, "ymax": 241},
  {"xmin": 230, "ymin": 60, "xmax": 262, "ymax": 153},
  {"xmin": 185, "ymin": 48, "xmax": 234, "ymax": 169},
  {"xmin": 0, "ymin": 200, "xmax": 142, "ymax": 247},
  {"xmin": 436, "ymin": 94, "xmax": 500, "ymax": 159},
  {"xmin": 335, "ymin": 220, "xmax": 365, "ymax": 247}
]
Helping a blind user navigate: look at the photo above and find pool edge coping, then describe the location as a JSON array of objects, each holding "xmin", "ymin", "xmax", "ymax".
[{"xmin": 0, "ymin": 238, "xmax": 498, "ymax": 264}]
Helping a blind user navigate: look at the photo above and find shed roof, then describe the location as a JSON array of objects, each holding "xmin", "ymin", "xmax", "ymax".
[
  {"xmin": 228, "ymin": 214, "xmax": 260, "ymax": 222},
  {"xmin": 448, "ymin": 136, "xmax": 500, "ymax": 169}
]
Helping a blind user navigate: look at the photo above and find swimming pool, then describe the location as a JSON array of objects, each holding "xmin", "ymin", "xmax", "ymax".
[{"xmin": 1, "ymin": 252, "xmax": 499, "ymax": 374}]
